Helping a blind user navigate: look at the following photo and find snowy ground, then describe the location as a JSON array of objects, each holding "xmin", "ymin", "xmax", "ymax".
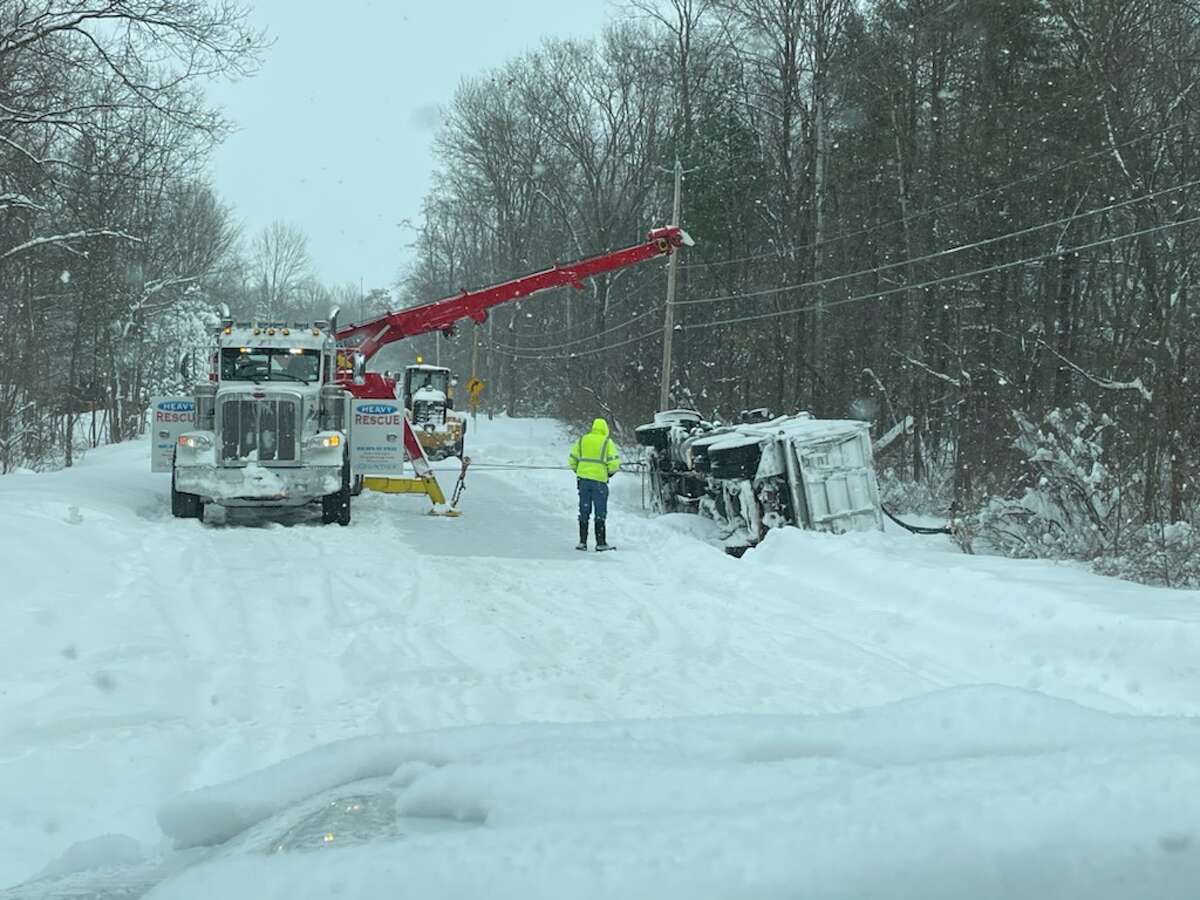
[{"xmin": 2, "ymin": 415, "xmax": 1199, "ymax": 897}]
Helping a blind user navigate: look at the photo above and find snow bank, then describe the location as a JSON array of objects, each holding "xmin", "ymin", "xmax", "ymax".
[
  {"xmin": 7, "ymin": 416, "xmax": 1200, "ymax": 893},
  {"xmin": 150, "ymin": 686, "xmax": 1200, "ymax": 899},
  {"xmin": 157, "ymin": 736, "xmax": 452, "ymax": 847},
  {"xmin": 740, "ymin": 525, "xmax": 1200, "ymax": 716},
  {"xmin": 34, "ymin": 833, "xmax": 146, "ymax": 879}
]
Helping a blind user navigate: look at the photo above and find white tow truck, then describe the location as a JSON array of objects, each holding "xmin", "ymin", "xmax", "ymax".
[{"xmin": 149, "ymin": 308, "xmax": 411, "ymax": 525}]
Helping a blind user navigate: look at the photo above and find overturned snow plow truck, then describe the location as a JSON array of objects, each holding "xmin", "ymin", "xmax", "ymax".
[{"xmin": 636, "ymin": 409, "xmax": 884, "ymax": 555}]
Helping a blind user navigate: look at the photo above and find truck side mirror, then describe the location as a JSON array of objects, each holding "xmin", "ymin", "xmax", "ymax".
[{"xmin": 351, "ymin": 351, "xmax": 366, "ymax": 385}]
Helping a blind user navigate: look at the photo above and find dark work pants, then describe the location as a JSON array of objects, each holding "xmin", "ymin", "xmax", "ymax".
[{"xmin": 578, "ymin": 478, "xmax": 609, "ymax": 522}]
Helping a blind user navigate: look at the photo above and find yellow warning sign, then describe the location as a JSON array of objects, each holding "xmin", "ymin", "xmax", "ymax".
[{"xmin": 466, "ymin": 377, "xmax": 485, "ymax": 397}]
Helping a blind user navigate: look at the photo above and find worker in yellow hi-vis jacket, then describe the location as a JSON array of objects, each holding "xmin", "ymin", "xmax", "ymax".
[{"xmin": 568, "ymin": 418, "xmax": 621, "ymax": 551}]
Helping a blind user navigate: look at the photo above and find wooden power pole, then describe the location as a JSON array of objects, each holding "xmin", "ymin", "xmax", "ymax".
[{"xmin": 659, "ymin": 158, "xmax": 683, "ymax": 411}]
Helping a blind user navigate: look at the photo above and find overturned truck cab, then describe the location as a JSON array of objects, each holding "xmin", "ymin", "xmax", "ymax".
[{"xmin": 636, "ymin": 409, "xmax": 884, "ymax": 555}]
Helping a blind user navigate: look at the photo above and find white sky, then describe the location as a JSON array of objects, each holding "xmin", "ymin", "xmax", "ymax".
[{"xmin": 205, "ymin": 0, "xmax": 616, "ymax": 292}]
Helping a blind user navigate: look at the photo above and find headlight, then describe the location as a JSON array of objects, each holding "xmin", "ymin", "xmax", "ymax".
[
  {"xmin": 178, "ymin": 434, "xmax": 212, "ymax": 450},
  {"xmin": 304, "ymin": 433, "xmax": 341, "ymax": 449}
]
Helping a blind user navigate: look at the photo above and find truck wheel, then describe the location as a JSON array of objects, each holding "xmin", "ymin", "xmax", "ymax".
[
  {"xmin": 322, "ymin": 461, "xmax": 352, "ymax": 526},
  {"xmin": 350, "ymin": 474, "xmax": 364, "ymax": 497},
  {"xmin": 171, "ymin": 467, "xmax": 201, "ymax": 520}
]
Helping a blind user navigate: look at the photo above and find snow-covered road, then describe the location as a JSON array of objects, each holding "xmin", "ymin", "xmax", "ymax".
[{"xmin": 3, "ymin": 415, "xmax": 1200, "ymax": 896}]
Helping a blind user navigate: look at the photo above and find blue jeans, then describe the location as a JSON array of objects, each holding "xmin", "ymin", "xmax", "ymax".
[{"xmin": 578, "ymin": 478, "xmax": 609, "ymax": 522}]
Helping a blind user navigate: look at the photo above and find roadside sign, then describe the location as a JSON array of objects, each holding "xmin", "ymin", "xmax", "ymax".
[
  {"xmin": 466, "ymin": 377, "xmax": 484, "ymax": 414},
  {"xmin": 149, "ymin": 396, "xmax": 194, "ymax": 473}
]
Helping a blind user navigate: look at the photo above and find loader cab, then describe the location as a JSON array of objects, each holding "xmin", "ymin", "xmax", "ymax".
[
  {"xmin": 402, "ymin": 364, "xmax": 454, "ymax": 423},
  {"xmin": 400, "ymin": 362, "xmax": 465, "ymax": 460}
]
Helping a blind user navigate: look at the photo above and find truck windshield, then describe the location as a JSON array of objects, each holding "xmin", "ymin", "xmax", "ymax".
[{"xmin": 220, "ymin": 348, "xmax": 320, "ymax": 383}]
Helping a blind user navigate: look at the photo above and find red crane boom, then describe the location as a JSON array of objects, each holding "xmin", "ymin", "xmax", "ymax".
[{"xmin": 335, "ymin": 226, "xmax": 691, "ymax": 369}]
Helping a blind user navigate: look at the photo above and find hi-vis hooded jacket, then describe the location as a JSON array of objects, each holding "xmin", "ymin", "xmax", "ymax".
[{"xmin": 569, "ymin": 418, "xmax": 622, "ymax": 484}]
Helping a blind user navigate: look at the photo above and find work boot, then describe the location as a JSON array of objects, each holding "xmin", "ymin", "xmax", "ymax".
[
  {"xmin": 595, "ymin": 519, "xmax": 609, "ymax": 551},
  {"xmin": 576, "ymin": 519, "xmax": 588, "ymax": 551}
]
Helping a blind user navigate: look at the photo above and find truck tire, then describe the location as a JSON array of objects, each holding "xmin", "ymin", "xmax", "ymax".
[
  {"xmin": 170, "ymin": 465, "xmax": 202, "ymax": 520},
  {"xmin": 322, "ymin": 460, "xmax": 352, "ymax": 526}
]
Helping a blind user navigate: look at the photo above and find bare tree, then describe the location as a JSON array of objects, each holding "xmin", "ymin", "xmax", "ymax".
[{"xmin": 250, "ymin": 221, "xmax": 310, "ymax": 320}]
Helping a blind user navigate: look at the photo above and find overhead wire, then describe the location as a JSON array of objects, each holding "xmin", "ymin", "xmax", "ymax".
[
  {"xmin": 495, "ymin": 280, "xmax": 667, "ymax": 351},
  {"xmin": 482, "ymin": 111, "xmax": 1195, "ymax": 358},
  {"xmin": 493, "ymin": 179, "xmax": 1200, "ymax": 355},
  {"xmin": 494, "ymin": 306, "xmax": 659, "ymax": 352},
  {"xmin": 677, "ymin": 214, "xmax": 1200, "ymax": 332},
  {"xmin": 493, "ymin": 214, "xmax": 1200, "ymax": 359},
  {"xmin": 673, "ymin": 178, "xmax": 1200, "ymax": 307},
  {"xmin": 494, "ymin": 325, "xmax": 665, "ymax": 361},
  {"xmin": 680, "ymin": 120, "xmax": 1187, "ymax": 272},
  {"xmin": 681, "ymin": 0, "xmax": 1156, "ymax": 273}
]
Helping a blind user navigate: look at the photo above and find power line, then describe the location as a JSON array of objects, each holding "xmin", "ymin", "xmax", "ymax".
[
  {"xmin": 674, "ymin": 178, "xmax": 1200, "ymax": 307},
  {"xmin": 493, "ymin": 305, "xmax": 659, "ymax": 352},
  {"xmin": 678, "ymin": 214, "xmax": 1200, "ymax": 332},
  {"xmin": 494, "ymin": 214, "xmax": 1200, "ymax": 358},
  {"xmin": 500, "ymin": 178, "xmax": 1199, "ymax": 353},
  {"xmin": 680, "ymin": 120, "xmax": 1186, "ymax": 272},
  {"xmin": 494, "ymin": 326, "xmax": 664, "ymax": 361},
  {"xmin": 494, "ymin": 174, "xmax": 1192, "ymax": 352},
  {"xmin": 492, "ymin": 174, "xmax": 1195, "ymax": 357},
  {"xmin": 497, "ymin": 278, "xmax": 669, "ymax": 350}
]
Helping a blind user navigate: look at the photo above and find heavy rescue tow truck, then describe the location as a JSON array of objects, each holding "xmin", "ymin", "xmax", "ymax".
[{"xmin": 150, "ymin": 226, "xmax": 692, "ymax": 524}]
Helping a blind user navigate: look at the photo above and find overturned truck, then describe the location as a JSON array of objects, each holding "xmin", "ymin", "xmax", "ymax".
[{"xmin": 635, "ymin": 409, "xmax": 884, "ymax": 554}]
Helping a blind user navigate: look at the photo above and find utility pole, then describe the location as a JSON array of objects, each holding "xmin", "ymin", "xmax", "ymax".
[
  {"xmin": 659, "ymin": 157, "xmax": 683, "ymax": 411},
  {"xmin": 471, "ymin": 322, "xmax": 480, "ymax": 424},
  {"xmin": 487, "ymin": 314, "xmax": 495, "ymax": 420},
  {"xmin": 471, "ymin": 323, "xmax": 480, "ymax": 381}
]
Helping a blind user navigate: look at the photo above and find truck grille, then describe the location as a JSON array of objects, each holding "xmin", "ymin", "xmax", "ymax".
[{"xmin": 219, "ymin": 394, "xmax": 300, "ymax": 463}]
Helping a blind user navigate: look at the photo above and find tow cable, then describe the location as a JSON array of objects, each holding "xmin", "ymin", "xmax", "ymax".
[
  {"xmin": 881, "ymin": 504, "xmax": 953, "ymax": 536},
  {"xmin": 449, "ymin": 456, "xmax": 471, "ymax": 510}
]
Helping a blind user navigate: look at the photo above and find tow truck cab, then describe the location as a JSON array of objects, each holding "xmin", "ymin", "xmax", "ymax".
[{"xmin": 163, "ymin": 314, "xmax": 357, "ymax": 524}]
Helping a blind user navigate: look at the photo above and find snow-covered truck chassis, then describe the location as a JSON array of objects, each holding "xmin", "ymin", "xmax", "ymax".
[{"xmin": 636, "ymin": 409, "xmax": 885, "ymax": 554}]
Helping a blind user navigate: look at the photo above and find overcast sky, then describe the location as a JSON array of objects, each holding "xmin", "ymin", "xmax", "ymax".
[{"xmin": 205, "ymin": 0, "xmax": 616, "ymax": 294}]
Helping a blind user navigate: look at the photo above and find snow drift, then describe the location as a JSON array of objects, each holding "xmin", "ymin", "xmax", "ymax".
[{"xmin": 150, "ymin": 686, "xmax": 1200, "ymax": 900}]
